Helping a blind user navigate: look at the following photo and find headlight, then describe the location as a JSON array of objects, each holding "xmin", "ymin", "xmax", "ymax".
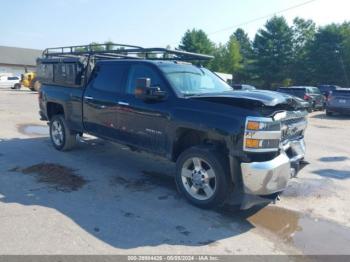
[{"xmin": 244, "ymin": 116, "xmax": 282, "ymax": 152}]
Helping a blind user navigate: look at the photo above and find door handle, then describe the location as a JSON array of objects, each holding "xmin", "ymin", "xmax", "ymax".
[
  {"xmin": 84, "ymin": 96, "xmax": 94, "ymax": 100},
  {"xmin": 118, "ymin": 101, "xmax": 129, "ymax": 106}
]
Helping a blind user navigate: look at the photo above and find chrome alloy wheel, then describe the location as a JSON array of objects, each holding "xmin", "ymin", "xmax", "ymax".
[
  {"xmin": 51, "ymin": 120, "xmax": 64, "ymax": 146},
  {"xmin": 181, "ymin": 157, "xmax": 217, "ymax": 201}
]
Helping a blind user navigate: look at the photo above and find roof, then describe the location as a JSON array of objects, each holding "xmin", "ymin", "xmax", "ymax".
[
  {"xmin": 278, "ymin": 86, "xmax": 315, "ymax": 89},
  {"xmin": 0, "ymin": 46, "xmax": 42, "ymax": 66}
]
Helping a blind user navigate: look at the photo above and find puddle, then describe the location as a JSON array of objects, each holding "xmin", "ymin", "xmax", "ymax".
[
  {"xmin": 17, "ymin": 124, "xmax": 49, "ymax": 137},
  {"xmin": 228, "ymin": 206, "xmax": 350, "ymax": 254},
  {"xmin": 11, "ymin": 163, "xmax": 87, "ymax": 192}
]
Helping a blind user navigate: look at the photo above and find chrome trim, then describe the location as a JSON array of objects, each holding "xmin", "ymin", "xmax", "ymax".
[
  {"xmin": 241, "ymin": 138, "xmax": 306, "ymax": 196},
  {"xmin": 241, "ymin": 153, "xmax": 291, "ymax": 195},
  {"xmin": 118, "ymin": 101, "xmax": 129, "ymax": 106}
]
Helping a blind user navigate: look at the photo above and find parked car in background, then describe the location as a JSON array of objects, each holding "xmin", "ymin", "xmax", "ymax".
[
  {"xmin": 326, "ymin": 88, "xmax": 350, "ymax": 116},
  {"xmin": 0, "ymin": 75, "xmax": 21, "ymax": 89},
  {"xmin": 276, "ymin": 86, "xmax": 325, "ymax": 111},
  {"xmin": 232, "ymin": 84, "xmax": 256, "ymax": 91},
  {"xmin": 318, "ymin": 85, "xmax": 341, "ymax": 99}
]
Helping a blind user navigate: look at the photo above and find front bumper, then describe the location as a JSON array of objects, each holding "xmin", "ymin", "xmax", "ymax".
[{"xmin": 241, "ymin": 139, "xmax": 305, "ymax": 195}]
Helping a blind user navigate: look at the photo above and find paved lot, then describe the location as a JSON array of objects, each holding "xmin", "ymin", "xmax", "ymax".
[{"xmin": 1, "ymin": 89, "xmax": 350, "ymax": 255}]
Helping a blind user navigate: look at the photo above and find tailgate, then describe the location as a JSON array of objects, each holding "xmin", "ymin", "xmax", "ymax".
[{"xmin": 329, "ymin": 90, "xmax": 350, "ymax": 108}]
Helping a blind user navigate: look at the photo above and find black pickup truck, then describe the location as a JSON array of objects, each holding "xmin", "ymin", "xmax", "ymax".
[{"xmin": 38, "ymin": 44, "xmax": 308, "ymax": 209}]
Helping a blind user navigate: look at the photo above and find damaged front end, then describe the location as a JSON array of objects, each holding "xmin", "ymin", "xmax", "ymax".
[{"xmin": 239, "ymin": 109, "xmax": 308, "ymax": 208}]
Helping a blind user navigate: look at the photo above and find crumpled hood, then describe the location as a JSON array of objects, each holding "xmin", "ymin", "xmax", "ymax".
[{"xmin": 190, "ymin": 90, "xmax": 306, "ymax": 109}]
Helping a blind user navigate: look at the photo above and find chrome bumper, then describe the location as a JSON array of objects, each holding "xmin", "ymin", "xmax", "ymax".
[{"xmin": 241, "ymin": 139, "xmax": 305, "ymax": 195}]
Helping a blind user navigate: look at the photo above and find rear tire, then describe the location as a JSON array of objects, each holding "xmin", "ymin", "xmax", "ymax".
[
  {"xmin": 49, "ymin": 115, "xmax": 77, "ymax": 151},
  {"xmin": 175, "ymin": 145, "xmax": 231, "ymax": 209},
  {"xmin": 11, "ymin": 83, "xmax": 20, "ymax": 90}
]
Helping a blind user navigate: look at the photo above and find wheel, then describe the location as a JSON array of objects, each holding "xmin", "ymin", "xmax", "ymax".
[
  {"xmin": 175, "ymin": 145, "xmax": 231, "ymax": 209},
  {"xmin": 11, "ymin": 83, "xmax": 20, "ymax": 89},
  {"xmin": 326, "ymin": 110, "xmax": 333, "ymax": 116},
  {"xmin": 33, "ymin": 80, "xmax": 41, "ymax": 91},
  {"xmin": 50, "ymin": 115, "xmax": 77, "ymax": 151}
]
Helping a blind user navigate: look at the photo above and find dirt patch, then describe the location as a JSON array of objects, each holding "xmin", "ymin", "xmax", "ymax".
[
  {"xmin": 13, "ymin": 163, "xmax": 87, "ymax": 192},
  {"xmin": 110, "ymin": 171, "xmax": 177, "ymax": 193},
  {"xmin": 17, "ymin": 124, "xmax": 49, "ymax": 137}
]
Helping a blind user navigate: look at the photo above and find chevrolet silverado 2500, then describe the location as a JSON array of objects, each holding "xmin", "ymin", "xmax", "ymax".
[{"xmin": 38, "ymin": 44, "xmax": 308, "ymax": 209}]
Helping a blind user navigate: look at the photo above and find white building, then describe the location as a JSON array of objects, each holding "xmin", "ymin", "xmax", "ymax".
[
  {"xmin": 215, "ymin": 72, "xmax": 233, "ymax": 84},
  {"xmin": 0, "ymin": 46, "xmax": 42, "ymax": 77}
]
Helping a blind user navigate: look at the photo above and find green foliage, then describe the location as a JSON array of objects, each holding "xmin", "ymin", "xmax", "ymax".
[
  {"xmin": 75, "ymin": 18, "xmax": 350, "ymax": 89},
  {"xmin": 179, "ymin": 29, "xmax": 215, "ymax": 66},
  {"xmin": 253, "ymin": 16, "xmax": 294, "ymax": 88},
  {"xmin": 179, "ymin": 29, "xmax": 215, "ymax": 55},
  {"xmin": 308, "ymin": 23, "xmax": 350, "ymax": 86}
]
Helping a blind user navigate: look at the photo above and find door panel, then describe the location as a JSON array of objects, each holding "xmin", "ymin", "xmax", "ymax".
[
  {"xmin": 83, "ymin": 62, "xmax": 128, "ymax": 140},
  {"xmin": 117, "ymin": 63, "xmax": 171, "ymax": 155}
]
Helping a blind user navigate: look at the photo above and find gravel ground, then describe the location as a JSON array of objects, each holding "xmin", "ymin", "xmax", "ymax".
[{"xmin": 0, "ymin": 89, "xmax": 350, "ymax": 255}]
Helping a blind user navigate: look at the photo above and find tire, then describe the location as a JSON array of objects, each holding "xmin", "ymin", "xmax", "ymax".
[
  {"xmin": 33, "ymin": 80, "xmax": 41, "ymax": 91},
  {"xmin": 49, "ymin": 115, "xmax": 77, "ymax": 151},
  {"xmin": 11, "ymin": 83, "xmax": 19, "ymax": 90},
  {"xmin": 175, "ymin": 145, "xmax": 231, "ymax": 209}
]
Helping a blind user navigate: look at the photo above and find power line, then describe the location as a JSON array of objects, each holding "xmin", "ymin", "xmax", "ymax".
[{"xmin": 208, "ymin": 0, "xmax": 318, "ymax": 36}]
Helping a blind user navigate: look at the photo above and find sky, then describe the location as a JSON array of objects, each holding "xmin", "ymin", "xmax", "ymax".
[{"xmin": 0, "ymin": 0, "xmax": 349, "ymax": 50}]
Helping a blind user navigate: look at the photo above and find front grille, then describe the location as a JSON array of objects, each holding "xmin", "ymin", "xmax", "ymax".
[{"xmin": 280, "ymin": 112, "xmax": 307, "ymax": 142}]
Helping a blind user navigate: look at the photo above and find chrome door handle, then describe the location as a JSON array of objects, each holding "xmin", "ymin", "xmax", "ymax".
[
  {"xmin": 84, "ymin": 96, "xmax": 94, "ymax": 100},
  {"xmin": 118, "ymin": 101, "xmax": 129, "ymax": 106}
]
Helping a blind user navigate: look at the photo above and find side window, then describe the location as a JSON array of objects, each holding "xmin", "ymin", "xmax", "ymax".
[
  {"xmin": 126, "ymin": 64, "xmax": 162, "ymax": 95},
  {"xmin": 65, "ymin": 63, "xmax": 76, "ymax": 85},
  {"xmin": 91, "ymin": 63, "xmax": 128, "ymax": 93},
  {"xmin": 37, "ymin": 64, "xmax": 54, "ymax": 83}
]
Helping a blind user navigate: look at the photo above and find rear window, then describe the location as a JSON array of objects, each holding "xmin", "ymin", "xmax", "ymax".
[
  {"xmin": 333, "ymin": 89, "xmax": 350, "ymax": 96},
  {"xmin": 37, "ymin": 62, "xmax": 83, "ymax": 86},
  {"xmin": 7, "ymin": 76, "xmax": 19, "ymax": 80},
  {"xmin": 308, "ymin": 87, "xmax": 321, "ymax": 94},
  {"xmin": 277, "ymin": 88, "xmax": 305, "ymax": 97}
]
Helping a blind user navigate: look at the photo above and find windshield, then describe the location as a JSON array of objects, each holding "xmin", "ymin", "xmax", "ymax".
[{"xmin": 159, "ymin": 64, "xmax": 232, "ymax": 96}]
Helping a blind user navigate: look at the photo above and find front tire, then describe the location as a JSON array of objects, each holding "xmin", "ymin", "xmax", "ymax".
[
  {"xmin": 50, "ymin": 115, "xmax": 77, "ymax": 151},
  {"xmin": 175, "ymin": 145, "xmax": 231, "ymax": 209}
]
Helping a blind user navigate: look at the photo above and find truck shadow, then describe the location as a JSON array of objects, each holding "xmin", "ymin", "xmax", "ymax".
[
  {"xmin": 312, "ymin": 169, "xmax": 350, "ymax": 180},
  {"xmin": 310, "ymin": 113, "xmax": 350, "ymax": 120},
  {"xmin": 0, "ymin": 136, "xmax": 270, "ymax": 250}
]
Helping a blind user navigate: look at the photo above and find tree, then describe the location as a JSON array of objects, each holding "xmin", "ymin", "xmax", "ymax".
[
  {"xmin": 89, "ymin": 42, "xmax": 105, "ymax": 52},
  {"xmin": 224, "ymin": 36, "xmax": 243, "ymax": 78},
  {"xmin": 179, "ymin": 29, "xmax": 215, "ymax": 55},
  {"xmin": 308, "ymin": 23, "xmax": 350, "ymax": 86},
  {"xmin": 104, "ymin": 41, "xmax": 115, "ymax": 51},
  {"xmin": 232, "ymin": 28, "xmax": 254, "ymax": 83},
  {"xmin": 234, "ymin": 28, "xmax": 253, "ymax": 59},
  {"xmin": 253, "ymin": 16, "xmax": 294, "ymax": 88},
  {"xmin": 291, "ymin": 18, "xmax": 316, "ymax": 85},
  {"xmin": 179, "ymin": 29, "xmax": 215, "ymax": 67}
]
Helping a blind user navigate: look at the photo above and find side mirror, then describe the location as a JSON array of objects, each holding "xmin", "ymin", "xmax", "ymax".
[{"xmin": 135, "ymin": 78, "xmax": 167, "ymax": 101}]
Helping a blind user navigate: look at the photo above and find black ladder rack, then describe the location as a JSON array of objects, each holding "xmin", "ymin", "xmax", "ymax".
[{"xmin": 42, "ymin": 43, "xmax": 214, "ymax": 61}]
